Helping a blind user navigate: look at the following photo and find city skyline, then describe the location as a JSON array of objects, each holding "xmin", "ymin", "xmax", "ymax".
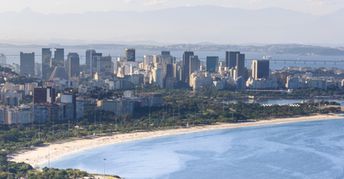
[{"xmin": 1, "ymin": 1, "xmax": 344, "ymax": 179}]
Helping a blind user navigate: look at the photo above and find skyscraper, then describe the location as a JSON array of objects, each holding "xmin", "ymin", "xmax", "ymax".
[
  {"xmin": 97, "ymin": 56, "xmax": 113, "ymax": 77},
  {"xmin": 160, "ymin": 51, "xmax": 174, "ymax": 65},
  {"xmin": 206, "ymin": 56, "xmax": 219, "ymax": 73},
  {"xmin": 236, "ymin": 53, "xmax": 246, "ymax": 79},
  {"xmin": 0, "ymin": 54, "xmax": 6, "ymax": 65},
  {"xmin": 90, "ymin": 52, "xmax": 102, "ymax": 75},
  {"xmin": 42, "ymin": 48, "xmax": 52, "ymax": 80},
  {"xmin": 86, "ymin": 49, "xmax": 96, "ymax": 74},
  {"xmin": 189, "ymin": 55, "xmax": 200, "ymax": 75},
  {"xmin": 67, "ymin": 53, "xmax": 80, "ymax": 79},
  {"xmin": 125, "ymin": 48, "xmax": 136, "ymax": 62},
  {"xmin": 161, "ymin": 51, "xmax": 170, "ymax": 56},
  {"xmin": 53, "ymin": 48, "xmax": 64, "ymax": 67},
  {"xmin": 251, "ymin": 60, "xmax": 270, "ymax": 80},
  {"xmin": 164, "ymin": 63, "xmax": 175, "ymax": 89},
  {"xmin": 20, "ymin": 52, "xmax": 35, "ymax": 77},
  {"xmin": 226, "ymin": 51, "xmax": 240, "ymax": 68},
  {"xmin": 182, "ymin": 51, "xmax": 194, "ymax": 83}
]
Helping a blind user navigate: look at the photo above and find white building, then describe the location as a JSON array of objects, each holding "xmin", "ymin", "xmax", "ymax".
[
  {"xmin": 246, "ymin": 77, "xmax": 278, "ymax": 89},
  {"xmin": 99, "ymin": 98, "xmax": 136, "ymax": 116},
  {"xmin": 305, "ymin": 78, "xmax": 327, "ymax": 89},
  {"xmin": 151, "ymin": 66, "xmax": 164, "ymax": 88},
  {"xmin": 5, "ymin": 106, "xmax": 33, "ymax": 124},
  {"xmin": 286, "ymin": 76, "xmax": 304, "ymax": 89},
  {"xmin": 189, "ymin": 72, "xmax": 213, "ymax": 91}
]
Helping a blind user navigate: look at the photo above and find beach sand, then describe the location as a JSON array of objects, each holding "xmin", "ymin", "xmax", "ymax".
[{"xmin": 10, "ymin": 114, "xmax": 343, "ymax": 168}]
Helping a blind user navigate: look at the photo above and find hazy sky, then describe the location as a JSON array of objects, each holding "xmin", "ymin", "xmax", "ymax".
[
  {"xmin": 0, "ymin": 0, "xmax": 343, "ymax": 15},
  {"xmin": 0, "ymin": 0, "xmax": 343, "ymax": 44}
]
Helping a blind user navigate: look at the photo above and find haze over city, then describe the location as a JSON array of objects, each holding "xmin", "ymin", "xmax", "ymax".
[
  {"xmin": 1, "ymin": 0, "xmax": 344, "ymax": 44},
  {"xmin": 1, "ymin": 1, "xmax": 344, "ymax": 179}
]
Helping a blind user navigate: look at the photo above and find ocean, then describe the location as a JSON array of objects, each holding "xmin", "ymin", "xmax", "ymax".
[{"xmin": 48, "ymin": 118, "xmax": 344, "ymax": 179}]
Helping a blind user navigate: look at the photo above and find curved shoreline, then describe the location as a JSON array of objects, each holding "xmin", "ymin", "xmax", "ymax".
[{"xmin": 10, "ymin": 114, "xmax": 343, "ymax": 168}]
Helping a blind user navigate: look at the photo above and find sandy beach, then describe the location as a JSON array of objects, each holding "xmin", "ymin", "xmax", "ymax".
[{"xmin": 10, "ymin": 114, "xmax": 343, "ymax": 168}]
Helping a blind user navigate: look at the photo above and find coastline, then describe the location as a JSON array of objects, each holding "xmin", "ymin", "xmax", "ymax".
[{"xmin": 10, "ymin": 114, "xmax": 343, "ymax": 168}]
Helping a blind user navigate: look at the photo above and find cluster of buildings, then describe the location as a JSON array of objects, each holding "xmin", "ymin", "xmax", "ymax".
[
  {"xmin": 282, "ymin": 67, "xmax": 344, "ymax": 90},
  {"xmin": 0, "ymin": 83, "xmax": 163, "ymax": 124},
  {"xmin": 0, "ymin": 47, "xmax": 343, "ymax": 124}
]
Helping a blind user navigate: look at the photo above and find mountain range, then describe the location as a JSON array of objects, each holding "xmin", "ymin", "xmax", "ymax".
[{"xmin": 0, "ymin": 6, "xmax": 343, "ymax": 45}]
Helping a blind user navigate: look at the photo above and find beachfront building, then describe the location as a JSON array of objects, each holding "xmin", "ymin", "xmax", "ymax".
[{"xmin": 4, "ymin": 105, "xmax": 33, "ymax": 124}]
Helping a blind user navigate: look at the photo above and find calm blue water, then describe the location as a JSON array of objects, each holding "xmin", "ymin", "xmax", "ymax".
[{"xmin": 48, "ymin": 119, "xmax": 344, "ymax": 179}]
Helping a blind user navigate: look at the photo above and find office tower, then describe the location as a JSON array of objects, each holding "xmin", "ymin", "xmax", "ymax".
[
  {"xmin": 161, "ymin": 51, "xmax": 170, "ymax": 56},
  {"xmin": 152, "ymin": 66, "xmax": 163, "ymax": 88},
  {"xmin": 42, "ymin": 48, "xmax": 52, "ymax": 80},
  {"xmin": 143, "ymin": 55, "xmax": 153, "ymax": 70},
  {"xmin": 153, "ymin": 55, "xmax": 161, "ymax": 65},
  {"xmin": 125, "ymin": 48, "xmax": 136, "ymax": 62},
  {"xmin": 226, "ymin": 51, "xmax": 240, "ymax": 68},
  {"xmin": 52, "ymin": 48, "xmax": 64, "ymax": 67},
  {"xmin": 97, "ymin": 56, "xmax": 113, "ymax": 77},
  {"xmin": 164, "ymin": 63, "xmax": 175, "ymax": 89},
  {"xmin": 61, "ymin": 93, "xmax": 77, "ymax": 120},
  {"xmin": 173, "ymin": 63, "xmax": 182, "ymax": 82},
  {"xmin": 206, "ymin": 56, "xmax": 219, "ymax": 73},
  {"xmin": 90, "ymin": 52, "xmax": 102, "ymax": 75},
  {"xmin": 35, "ymin": 63, "xmax": 42, "ymax": 78},
  {"xmin": 236, "ymin": 53, "xmax": 246, "ymax": 78},
  {"xmin": 0, "ymin": 54, "xmax": 6, "ymax": 65},
  {"xmin": 86, "ymin": 49, "xmax": 96, "ymax": 74},
  {"xmin": 251, "ymin": 60, "xmax": 270, "ymax": 80},
  {"xmin": 165, "ymin": 63, "xmax": 174, "ymax": 78},
  {"xmin": 189, "ymin": 55, "xmax": 200, "ymax": 75},
  {"xmin": 20, "ymin": 52, "xmax": 35, "ymax": 77},
  {"xmin": 67, "ymin": 53, "xmax": 80, "ymax": 79},
  {"xmin": 33, "ymin": 87, "xmax": 56, "ymax": 104},
  {"xmin": 160, "ymin": 51, "xmax": 174, "ymax": 65},
  {"xmin": 182, "ymin": 51, "xmax": 194, "ymax": 83}
]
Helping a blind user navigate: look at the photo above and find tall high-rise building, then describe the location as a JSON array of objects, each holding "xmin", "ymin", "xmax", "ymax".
[
  {"xmin": 125, "ymin": 48, "xmax": 136, "ymax": 62},
  {"xmin": 86, "ymin": 49, "xmax": 96, "ymax": 74},
  {"xmin": 67, "ymin": 53, "xmax": 80, "ymax": 79},
  {"xmin": 226, "ymin": 51, "xmax": 240, "ymax": 68},
  {"xmin": 97, "ymin": 56, "xmax": 113, "ymax": 77},
  {"xmin": 251, "ymin": 60, "xmax": 270, "ymax": 80},
  {"xmin": 90, "ymin": 52, "xmax": 102, "ymax": 75},
  {"xmin": 206, "ymin": 56, "xmax": 219, "ymax": 73},
  {"xmin": 160, "ymin": 51, "xmax": 174, "ymax": 65},
  {"xmin": 0, "ymin": 54, "xmax": 6, "ymax": 65},
  {"xmin": 189, "ymin": 55, "xmax": 200, "ymax": 75},
  {"xmin": 164, "ymin": 63, "xmax": 175, "ymax": 89},
  {"xmin": 42, "ymin": 48, "xmax": 52, "ymax": 80},
  {"xmin": 161, "ymin": 51, "xmax": 170, "ymax": 56},
  {"xmin": 236, "ymin": 53, "xmax": 246, "ymax": 78},
  {"xmin": 52, "ymin": 48, "xmax": 64, "ymax": 67},
  {"xmin": 20, "ymin": 52, "xmax": 35, "ymax": 77},
  {"xmin": 165, "ymin": 63, "xmax": 174, "ymax": 78},
  {"xmin": 182, "ymin": 51, "xmax": 194, "ymax": 83}
]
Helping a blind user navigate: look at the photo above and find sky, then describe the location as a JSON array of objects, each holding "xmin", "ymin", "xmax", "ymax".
[
  {"xmin": 0, "ymin": 0, "xmax": 343, "ymax": 44},
  {"xmin": 0, "ymin": 0, "xmax": 343, "ymax": 15}
]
